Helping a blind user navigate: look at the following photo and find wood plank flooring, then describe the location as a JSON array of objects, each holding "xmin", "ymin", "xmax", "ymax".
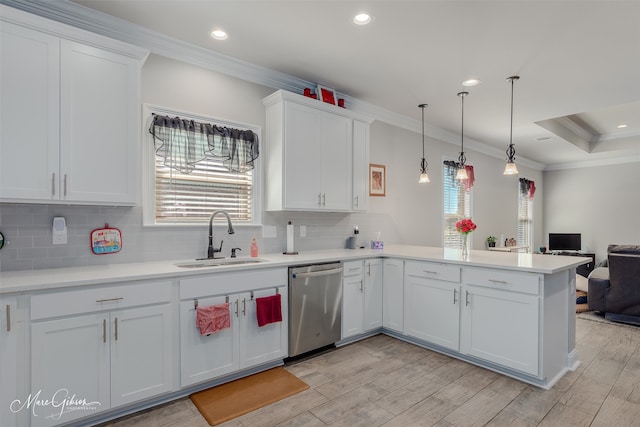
[{"xmin": 100, "ymin": 316, "xmax": 640, "ymax": 426}]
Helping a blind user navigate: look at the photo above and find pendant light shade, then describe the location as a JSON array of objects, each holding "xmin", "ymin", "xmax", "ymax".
[
  {"xmin": 504, "ymin": 76, "xmax": 520, "ymax": 175},
  {"xmin": 456, "ymin": 91, "xmax": 469, "ymax": 180},
  {"xmin": 418, "ymin": 103, "xmax": 430, "ymax": 183}
]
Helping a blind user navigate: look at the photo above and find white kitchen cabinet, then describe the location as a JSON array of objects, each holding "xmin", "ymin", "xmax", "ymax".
[
  {"xmin": 179, "ymin": 269, "xmax": 288, "ymax": 388},
  {"xmin": 342, "ymin": 259, "xmax": 382, "ymax": 339},
  {"xmin": 0, "ymin": 6, "xmax": 148, "ymax": 205},
  {"xmin": 263, "ymin": 90, "xmax": 371, "ymax": 212},
  {"xmin": 30, "ymin": 281, "xmax": 173, "ymax": 427},
  {"xmin": 382, "ymin": 258, "xmax": 404, "ymax": 333},
  {"xmin": 404, "ymin": 261, "xmax": 461, "ymax": 351},
  {"xmin": 352, "ymin": 120, "xmax": 369, "ymax": 211},
  {"xmin": 342, "ymin": 261, "xmax": 365, "ymax": 339},
  {"xmin": 0, "ymin": 296, "xmax": 21, "ymax": 427},
  {"xmin": 363, "ymin": 259, "xmax": 383, "ymax": 330},
  {"xmin": 460, "ymin": 269, "xmax": 540, "ymax": 376}
]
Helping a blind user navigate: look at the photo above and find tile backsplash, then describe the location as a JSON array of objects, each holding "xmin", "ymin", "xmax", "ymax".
[{"xmin": 0, "ymin": 204, "xmax": 395, "ymax": 271}]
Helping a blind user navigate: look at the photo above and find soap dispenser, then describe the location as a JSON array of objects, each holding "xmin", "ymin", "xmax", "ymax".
[{"xmin": 250, "ymin": 238, "xmax": 259, "ymax": 257}]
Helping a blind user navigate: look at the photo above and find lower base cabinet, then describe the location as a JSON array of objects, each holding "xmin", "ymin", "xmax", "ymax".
[
  {"xmin": 179, "ymin": 269, "xmax": 288, "ymax": 388},
  {"xmin": 382, "ymin": 259, "xmax": 404, "ymax": 333},
  {"xmin": 29, "ymin": 282, "xmax": 174, "ymax": 427},
  {"xmin": 0, "ymin": 296, "xmax": 20, "ymax": 427}
]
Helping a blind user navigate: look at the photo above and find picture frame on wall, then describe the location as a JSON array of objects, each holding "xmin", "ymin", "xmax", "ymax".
[
  {"xmin": 316, "ymin": 85, "xmax": 337, "ymax": 105},
  {"xmin": 369, "ymin": 164, "xmax": 386, "ymax": 197}
]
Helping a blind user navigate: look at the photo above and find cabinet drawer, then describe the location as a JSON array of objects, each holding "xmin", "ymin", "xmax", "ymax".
[
  {"xmin": 31, "ymin": 281, "xmax": 172, "ymax": 320},
  {"xmin": 463, "ymin": 268, "xmax": 540, "ymax": 295},
  {"xmin": 343, "ymin": 260, "xmax": 363, "ymax": 277},
  {"xmin": 405, "ymin": 261, "xmax": 461, "ymax": 283}
]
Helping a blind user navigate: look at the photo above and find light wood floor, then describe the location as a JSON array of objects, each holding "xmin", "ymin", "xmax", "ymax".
[{"xmin": 100, "ymin": 315, "xmax": 640, "ymax": 426}]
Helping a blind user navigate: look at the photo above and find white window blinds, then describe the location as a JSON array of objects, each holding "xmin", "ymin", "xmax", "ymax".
[
  {"xmin": 144, "ymin": 106, "xmax": 259, "ymax": 225},
  {"xmin": 518, "ymin": 178, "xmax": 534, "ymax": 250},
  {"xmin": 443, "ymin": 161, "xmax": 472, "ymax": 249}
]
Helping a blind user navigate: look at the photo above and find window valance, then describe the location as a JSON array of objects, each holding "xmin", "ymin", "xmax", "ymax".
[
  {"xmin": 519, "ymin": 177, "xmax": 536, "ymax": 200},
  {"xmin": 149, "ymin": 114, "xmax": 259, "ymax": 174},
  {"xmin": 443, "ymin": 160, "xmax": 475, "ymax": 191}
]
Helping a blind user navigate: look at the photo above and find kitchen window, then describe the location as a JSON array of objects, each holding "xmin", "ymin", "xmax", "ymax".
[
  {"xmin": 443, "ymin": 160, "xmax": 472, "ymax": 249},
  {"xmin": 143, "ymin": 105, "xmax": 261, "ymax": 226},
  {"xmin": 518, "ymin": 178, "xmax": 535, "ymax": 251}
]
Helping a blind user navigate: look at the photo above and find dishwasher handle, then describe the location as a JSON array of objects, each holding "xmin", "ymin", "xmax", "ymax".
[{"xmin": 292, "ymin": 267, "xmax": 343, "ymax": 279}]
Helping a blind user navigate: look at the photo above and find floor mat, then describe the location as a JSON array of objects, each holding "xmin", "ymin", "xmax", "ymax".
[{"xmin": 190, "ymin": 367, "xmax": 309, "ymax": 425}]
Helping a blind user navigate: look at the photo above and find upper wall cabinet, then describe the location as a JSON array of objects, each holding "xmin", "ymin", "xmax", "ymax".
[
  {"xmin": 0, "ymin": 6, "xmax": 149, "ymax": 205},
  {"xmin": 263, "ymin": 90, "xmax": 372, "ymax": 212}
]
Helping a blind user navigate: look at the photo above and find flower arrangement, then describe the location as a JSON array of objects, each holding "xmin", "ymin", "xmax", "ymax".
[{"xmin": 455, "ymin": 218, "xmax": 477, "ymax": 235}]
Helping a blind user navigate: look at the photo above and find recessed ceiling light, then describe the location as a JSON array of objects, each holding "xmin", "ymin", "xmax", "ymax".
[
  {"xmin": 210, "ymin": 29, "xmax": 228, "ymax": 40},
  {"xmin": 353, "ymin": 13, "xmax": 373, "ymax": 25},
  {"xmin": 617, "ymin": 124, "xmax": 628, "ymax": 128},
  {"xmin": 462, "ymin": 79, "xmax": 480, "ymax": 87}
]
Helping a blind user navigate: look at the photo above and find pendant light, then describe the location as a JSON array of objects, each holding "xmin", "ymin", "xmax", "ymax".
[
  {"xmin": 418, "ymin": 103, "xmax": 430, "ymax": 183},
  {"xmin": 455, "ymin": 91, "xmax": 469, "ymax": 180},
  {"xmin": 503, "ymin": 75, "xmax": 520, "ymax": 175}
]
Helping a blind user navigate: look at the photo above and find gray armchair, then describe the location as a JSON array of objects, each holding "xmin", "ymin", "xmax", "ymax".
[{"xmin": 588, "ymin": 245, "xmax": 640, "ymax": 325}]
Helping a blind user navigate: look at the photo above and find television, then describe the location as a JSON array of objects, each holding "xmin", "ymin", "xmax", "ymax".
[{"xmin": 548, "ymin": 233, "xmax": 581, "ymax": 252}]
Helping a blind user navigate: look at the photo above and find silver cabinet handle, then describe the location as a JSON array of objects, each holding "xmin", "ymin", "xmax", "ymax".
[
  {"xmin": 293, "ymin": 268, "xmax": 343, "ymax": 279},
  {"xmin": 103, "ymin": 319, "xmax": 107, "ymax": 343},
  {"xmin": 489, "ymin": 279, "xmax": 508, "ymax": 284},
  {"xmin": 235, "ymin": 299, "xmax": 239, "ymax": 317},
  {"xmin": 6, "ymin": 304, "xmax": 10, "ymax": 332},
  {"xmin": 242, "ymin": 298, "xmax": 246, "ymax": 316},
  {"xmin": 423, "ymin": 270, "xmax": 438, "ymax": 275},
  {"xmin": 318, "ymin": 193, "xmax": 322, "ymax": 206},
  {"xmin": 96, "ymin": 297, "xmax": 124, "ymax": 303},
  {"xmin": 114, "ymin": 317, "xmax": 118, "ymax": 341},
  {"xmin": 465, "ymin": 290, "xmax": 470, "ymax": 306},
  {"xmin": 453, "ymin": 289, "xmax": 458, "ymax": 305},
  {"xmin": 52, "ymin": 173, "xmax": 56, "ymax": 196},
  {"xmin": 63, "ymin": 174, "xmax": 68, "ymax": 197},
  {"xmin": 322, "ymin": 192, "xmax": 326, "ymax": 207},
  {"xmin": 355, "ymin": 195, "xmax": 359, "ymax": 207},
  {"xmin": 367, "ymin": 263, "xmax": 371, "ymax": 276},
  {"xmin": 360, "ymin": 280, "xmax": 363, "ymax": 292}
]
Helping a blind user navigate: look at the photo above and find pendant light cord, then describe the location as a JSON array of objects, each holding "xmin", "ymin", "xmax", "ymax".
[{"xmin": 457, "ymin": 92, "xmax": 468, "ymax": 166}]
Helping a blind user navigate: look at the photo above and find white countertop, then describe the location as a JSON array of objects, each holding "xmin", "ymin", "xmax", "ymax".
[{"xmin": 0, "ymin": 245, "xmax": 591, "ymax": 294}]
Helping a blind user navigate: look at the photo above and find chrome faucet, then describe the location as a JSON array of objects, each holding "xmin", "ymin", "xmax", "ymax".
[{"xmin": 207, "ymin": 210, "xmax": 235, "ymax": 259}]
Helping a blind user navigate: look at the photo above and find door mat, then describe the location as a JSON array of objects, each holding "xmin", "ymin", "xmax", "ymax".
[
  {"xmin": 190, "ymin": 367, "xmax": 309, "ymax": 425},
  {"xmin": 576, "ymin": 290, "xmax": 589, "ymax": 313}
]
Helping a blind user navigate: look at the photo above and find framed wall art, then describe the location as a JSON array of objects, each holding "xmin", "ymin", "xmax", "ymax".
[
  {"xmin": 316, "ymin": 85, "xmax": 337, "ymax": 105},
  {"xmin": 369, "ymin": 163, "xmax": 386, "ymax": 197}
]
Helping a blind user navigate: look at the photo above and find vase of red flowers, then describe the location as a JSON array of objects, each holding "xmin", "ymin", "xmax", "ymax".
[{"xmin": 455, "ymin": 218, "xmax": 477, "ymax": 257}]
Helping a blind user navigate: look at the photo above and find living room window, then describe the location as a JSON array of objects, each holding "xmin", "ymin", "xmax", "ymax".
[
  {"xmin": 443, "ymin": 160, "xmax": 473, "ymax": 249},
  {"xmin": 143, "ymin": 105, "xmax": 261, "ymax": 226},
  {"xmin": 518, "ymin": 179, "xmax": 534, "ymax": 250}
]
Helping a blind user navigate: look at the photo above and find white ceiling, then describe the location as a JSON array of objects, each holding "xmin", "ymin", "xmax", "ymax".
[{"xmin": 60, "ymin": 1, "xmax": 640, "ymax": 168}]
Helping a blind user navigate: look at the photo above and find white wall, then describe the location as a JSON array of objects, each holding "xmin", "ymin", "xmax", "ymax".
[
  {"xmin": 543, "ymin": 161, "xmax": 640, "ymax": 262},
  {"xmin": 0, "ymin": 53, "xmax": 544, "ymax": 270}
]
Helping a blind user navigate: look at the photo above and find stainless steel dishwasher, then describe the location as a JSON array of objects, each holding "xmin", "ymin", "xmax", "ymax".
[{"xmin": 288, "ymin": 263, "xmax": 343, "ymax": 357}]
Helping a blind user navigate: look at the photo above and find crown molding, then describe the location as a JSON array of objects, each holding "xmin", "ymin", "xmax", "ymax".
[{"xmin": 544, "ymin": 155, "xmax": 640, "ymax": 171}]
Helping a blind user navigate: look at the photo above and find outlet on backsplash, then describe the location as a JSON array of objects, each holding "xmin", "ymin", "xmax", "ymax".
[{"xmin": 299, "ymin": 226, "xmax": 306, "ymax": 237}]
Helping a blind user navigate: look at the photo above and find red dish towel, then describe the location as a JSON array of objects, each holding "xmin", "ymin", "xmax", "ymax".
[
  {"xmin": 196, "ymin": 303, "xmax": 231, "ymax": 335},
  {"xmin": 255, "ymin": 294, "xmax": 282, "ymax": 327}
]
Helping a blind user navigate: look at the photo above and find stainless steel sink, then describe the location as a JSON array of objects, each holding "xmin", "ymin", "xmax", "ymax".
[{"xmin": 174, "ymin": 258, "xmax": 266, "ymax": 268}]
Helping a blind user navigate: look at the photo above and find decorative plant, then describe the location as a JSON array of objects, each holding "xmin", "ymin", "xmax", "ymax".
[
  {"xmin": 486, "ymin": 235, "xmax": 496, "ymax": 247},
  {"xmin": 455, "ymin": 218, "xmax": 477, "ymax": 235}
]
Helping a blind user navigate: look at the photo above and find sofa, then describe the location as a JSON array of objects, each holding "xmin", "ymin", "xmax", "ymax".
[{"xmin": 588, "ymin": 245, "xmax": 640, "ymax": 325}]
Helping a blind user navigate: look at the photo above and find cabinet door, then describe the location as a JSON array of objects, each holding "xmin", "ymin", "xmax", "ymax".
[
  {"xmin": 363, "ymin": 259, "xmax": 383, "ymax": 331},
  {"xmin": 283, "ymin": 102, "xmax": 322, "ymax": 209},
  {"xmin": 31, "ymin": 314, "xmax": 110, "ymax": 427},
  {"xmin": 404, "ymin": 277, "xmax": 460, "ymax": 351},
  {"xmin": 342, "ymin": 273, "xmax": 364, "ymax": 339},
  {"xmin": 352, "ymin": 120, "xmax": 369, "ymax": 211},
  {"xmin": 110, "ymin": 304, "xmax": 174, "ymax": 407},
  {"xmin": 383, "ymin": 259, "xmax": 404, "ymax": 333},
  {"xmin": 319, "ymin": 112, "xmax": 352, "ymax": 211},
  {"xmin": 180, "ymin": 296, "xmax": 239, "ymax": 387},
  {"xmin": 460, "ymin": 285, "xmax": 539, "ymax": 376},
  {"xmin": 0, "ymin": 22, "xmax": 59, "ymax": 201},
  {"xmin": 239, "ymin": 286, "xmax": 288, "ymax": 368},
  {"xmin": 60, "ymin": 40, "xmax": 139, "ymax": 204},
  {"xmin": 0, "ymin": 297, "xmax": 19, "ymax": 426}
]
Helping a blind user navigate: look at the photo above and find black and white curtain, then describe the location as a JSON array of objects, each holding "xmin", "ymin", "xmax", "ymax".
[{"xmin": 149, "ymin": 114, "xmax": 259, "ymax": 174}]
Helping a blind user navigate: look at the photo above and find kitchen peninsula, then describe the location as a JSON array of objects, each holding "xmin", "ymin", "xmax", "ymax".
[{"xmin": 1, "ymin": 246, "xmax": 588, "ymax": 427}]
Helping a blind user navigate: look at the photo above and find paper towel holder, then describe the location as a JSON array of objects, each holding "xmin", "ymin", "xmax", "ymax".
[{"xmin": 283, "ymin": 220, "xmax": 299, "ymax": 255}]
